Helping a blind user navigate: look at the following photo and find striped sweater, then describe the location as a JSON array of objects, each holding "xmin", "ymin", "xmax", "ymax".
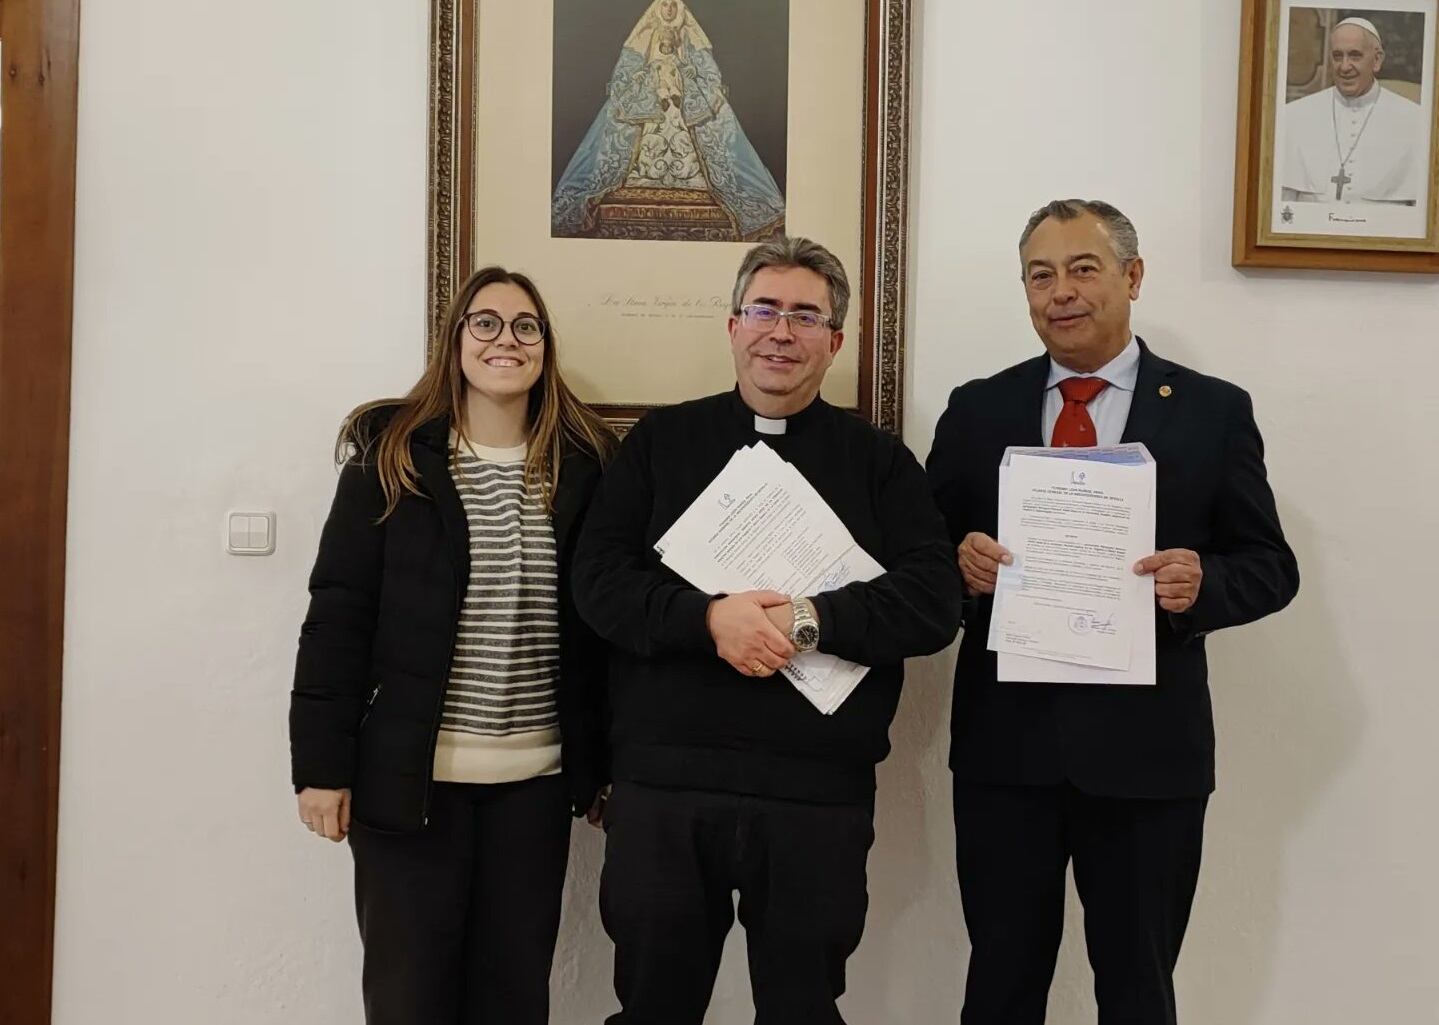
[{"xmin": 431, "ymin": 439, "xmax": 562, "ymax": 784}]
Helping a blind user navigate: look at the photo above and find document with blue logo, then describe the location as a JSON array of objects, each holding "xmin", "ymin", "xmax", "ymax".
[
  {"xmin": 988, "ymin": 444, "xmax": 1157, "ymax": 684},
  {"xmin": 654, "ymin": 442, "xmax": 882, "ymax": 713}
]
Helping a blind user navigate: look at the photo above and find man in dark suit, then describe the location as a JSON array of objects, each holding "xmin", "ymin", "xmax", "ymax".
[{"xmin": 926, "ymin": 199, "xmax": 1299, "ymax": 1025}]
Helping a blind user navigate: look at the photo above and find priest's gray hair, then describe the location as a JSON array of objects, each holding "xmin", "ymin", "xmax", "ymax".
[
  {"xmin": 1018, "ymin": 199, "xmax": 1141, "ymax": 273},
  {"xmin": 731, "ymin": 236, "xmax": 851, "ymax": 329}
]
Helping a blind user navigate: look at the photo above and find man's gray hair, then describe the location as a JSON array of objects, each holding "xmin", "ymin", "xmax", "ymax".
[
  {"xmin": 1018, "ymin": 199, "xmax": 1141, "ymax": 270},
  {"xmin": 731, "ymin": 236, "xmax": 851, "ymax": 329}
]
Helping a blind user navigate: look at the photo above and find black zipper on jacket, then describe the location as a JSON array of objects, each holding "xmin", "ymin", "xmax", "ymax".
[
  {"xmin": 422, "ymin": 588, "xmax": 464, "ymax": 828},
  {"xmin": 411, "ymin": 425, "xmax": 467, "ymax": 830},
  {"xmin": 421, "ymin": 468, "xmax": 468, "ymax": 828}
]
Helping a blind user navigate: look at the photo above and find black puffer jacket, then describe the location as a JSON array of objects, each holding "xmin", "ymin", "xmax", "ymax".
[{"xmin": 289, "ymin": 408, "xmax": 607, "ymax": 832}]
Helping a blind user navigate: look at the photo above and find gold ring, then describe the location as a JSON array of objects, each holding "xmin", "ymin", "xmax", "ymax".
[{"xmin": 751, "ymin": 662, "xmax": 767, "ymax": 674}]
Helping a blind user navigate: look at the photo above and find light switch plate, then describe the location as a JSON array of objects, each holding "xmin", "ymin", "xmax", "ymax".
[{"xmin": 226, "ymin": 511, "xmax": 276, "ymax": 556}]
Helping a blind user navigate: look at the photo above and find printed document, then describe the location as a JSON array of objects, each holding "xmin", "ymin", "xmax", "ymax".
[{"xmin": 987, "ymin": 444, "xmax": 1157, "ymax": 685}]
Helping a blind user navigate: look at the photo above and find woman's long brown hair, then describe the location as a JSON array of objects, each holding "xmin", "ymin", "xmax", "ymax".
[{"xmin": 337, "ymin": 266, "xmax": 616, "ymax": 518}]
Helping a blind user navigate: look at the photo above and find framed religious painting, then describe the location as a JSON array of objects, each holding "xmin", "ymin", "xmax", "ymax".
[
  {"xmin": 1234, "ymin": 0, "xmax": 1439, "ymax": 271},
  {"xmin": 427, "ymin": 0, "xmax": 914, "ymax": 430}
]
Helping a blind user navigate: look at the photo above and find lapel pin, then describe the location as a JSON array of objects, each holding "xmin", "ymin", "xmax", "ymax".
[{"xmin": 1158, "ymin": 385, "xmax": 1173, "ymax": 398}]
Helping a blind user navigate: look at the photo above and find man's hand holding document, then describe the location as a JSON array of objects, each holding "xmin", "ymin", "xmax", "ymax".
[
  {"xmin": 655, "ymin": 442, "xmax": 881, "ymax": 713},
  {"xmin": 987, "ymin": 443, "xmax": 1158, "ymax": 685}
]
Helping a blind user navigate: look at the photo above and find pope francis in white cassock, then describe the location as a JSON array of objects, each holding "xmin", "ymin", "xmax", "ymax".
[{"xmin": 1281, "ymin": 17, "xmax": 1426, "ymax": 206}]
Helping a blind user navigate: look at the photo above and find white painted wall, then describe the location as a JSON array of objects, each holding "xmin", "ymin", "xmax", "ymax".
[{"xmin": 55, "ymin": 1, "xmax": 1438, "ymax": 1023}]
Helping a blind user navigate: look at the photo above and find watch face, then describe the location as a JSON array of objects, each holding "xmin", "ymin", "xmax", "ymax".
[{"xmin": 795, "ymin": 623, "xmax": 820, "ymax": 649}]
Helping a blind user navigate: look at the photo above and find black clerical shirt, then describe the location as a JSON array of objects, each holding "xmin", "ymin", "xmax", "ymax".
[{"xmin": 572, "ymin": 390, "xmax": 964, "ymax": 803}]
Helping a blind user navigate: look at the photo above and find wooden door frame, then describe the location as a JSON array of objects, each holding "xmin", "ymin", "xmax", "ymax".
[{"xmin": 0, "ymin": 1, "xmax": 81, "ymax": 1022}]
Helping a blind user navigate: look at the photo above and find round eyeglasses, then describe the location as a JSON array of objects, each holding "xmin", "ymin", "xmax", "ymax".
[
  {"xmin": 461, "ymin": 311, "xmax": 547, "ymax": 346},
  {"xmin": 738, "ymin": 304, "xmax": 834, "ymax": 337}
]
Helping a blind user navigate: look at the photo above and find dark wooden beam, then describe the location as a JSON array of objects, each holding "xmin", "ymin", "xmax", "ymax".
[{"xmin": 0, "ymin": 1, "xmax": 82, "ymax": 1022}]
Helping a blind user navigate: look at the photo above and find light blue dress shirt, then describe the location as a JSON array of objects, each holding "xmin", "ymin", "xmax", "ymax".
[{"xmin": 1041, "ymin": 336, "xmax": 1140, "ymax": 447}]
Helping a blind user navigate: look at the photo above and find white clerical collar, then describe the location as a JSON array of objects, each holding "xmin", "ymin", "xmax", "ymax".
[
  {"xmin": 1046, "ymin": 335, "xmax": 1141, "ymax": 392},
  {"xmin": 1335, "ymin": 82, "xmax": 1381, "ymax": 110},
  {"xmin": 732, "ymin": 388, "xmax": 822, "ymax": 433}
]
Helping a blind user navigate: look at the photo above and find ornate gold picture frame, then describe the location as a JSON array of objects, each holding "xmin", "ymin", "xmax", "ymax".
[{"xmin": 427, "ymin": 0, "xmax": 914, "ymax": 431}]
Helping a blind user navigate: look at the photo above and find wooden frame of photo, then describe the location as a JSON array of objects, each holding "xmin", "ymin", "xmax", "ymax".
[
  {"xmin": 426, "ymin": 0, "xmax": 915, "ymax": 431},
  {"xmin": 1233, "ymin": 0, "xmax": 1439, "ymax": 272}
]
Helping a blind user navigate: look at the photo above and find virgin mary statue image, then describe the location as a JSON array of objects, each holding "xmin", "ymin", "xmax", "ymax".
[{"xmin": 552, "ymin": 0, "xmax": 786, "ymax": 242}]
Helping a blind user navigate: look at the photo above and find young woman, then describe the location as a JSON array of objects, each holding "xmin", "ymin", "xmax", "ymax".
[{"xmin": 288, "ymin": 266, "xmax": 614, "ymax": 1024}]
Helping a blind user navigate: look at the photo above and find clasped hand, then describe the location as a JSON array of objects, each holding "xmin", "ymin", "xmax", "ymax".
[{"xmin": 707, "ymin": 590, "xmax": 795, "ymax": 677}]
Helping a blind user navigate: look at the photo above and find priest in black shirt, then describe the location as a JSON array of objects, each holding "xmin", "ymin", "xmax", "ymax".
[{"xmin": 573, "ymin": 236, "xmax": 964, "ymax": 1024}]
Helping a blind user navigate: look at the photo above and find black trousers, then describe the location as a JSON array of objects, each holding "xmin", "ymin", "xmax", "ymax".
[
  {"xmin": 953, "ymin": 780, "xmax": 1208, "ymax": 1025},
  {"xmin": 348, "ymin": 775, "xmax": 571, "ymax": 1025},
  {"xmin": 600, "ymin": 782, "xmax": 875, "ymax": 1025}
]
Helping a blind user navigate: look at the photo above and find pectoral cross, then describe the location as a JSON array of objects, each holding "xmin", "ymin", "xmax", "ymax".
[{"xmin": 1331, "ymin": 165, "xmax": 1352, "ymax": 200}]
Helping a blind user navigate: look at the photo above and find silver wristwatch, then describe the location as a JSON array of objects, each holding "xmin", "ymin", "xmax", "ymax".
[{"xmin": 790, "ymin": 597, "xmax": 820, "ymax": 653}]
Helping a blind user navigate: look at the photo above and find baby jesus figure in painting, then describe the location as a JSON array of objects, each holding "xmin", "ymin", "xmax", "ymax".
[{"xmin": 625, "ymin": 30, "xmax": 707, "ymax": 191}]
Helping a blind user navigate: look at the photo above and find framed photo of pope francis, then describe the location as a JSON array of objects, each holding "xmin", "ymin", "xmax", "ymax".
[
  {"xmin": 427, "ymin": 0, "xmax": 916, "ymax": 430},
  {"xmin": 1234, "ymin": 0, "xmax": 1439, "ymax": 271}
]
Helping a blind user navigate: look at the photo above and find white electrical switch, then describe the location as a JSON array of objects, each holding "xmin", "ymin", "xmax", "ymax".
[{"xmin": 227, "ymin": 511, "xmax": 276, "ymax": 556}]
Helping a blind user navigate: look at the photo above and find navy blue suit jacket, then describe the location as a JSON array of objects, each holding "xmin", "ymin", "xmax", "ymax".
[{"xmin": 926, "ymin": 340, "xmax": 1299, "ymax": 798}]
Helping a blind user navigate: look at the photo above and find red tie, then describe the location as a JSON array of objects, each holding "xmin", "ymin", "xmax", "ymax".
[{"xmin": 1050, "ymin": 377, "xmax": 1109, "ymax": 447}]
